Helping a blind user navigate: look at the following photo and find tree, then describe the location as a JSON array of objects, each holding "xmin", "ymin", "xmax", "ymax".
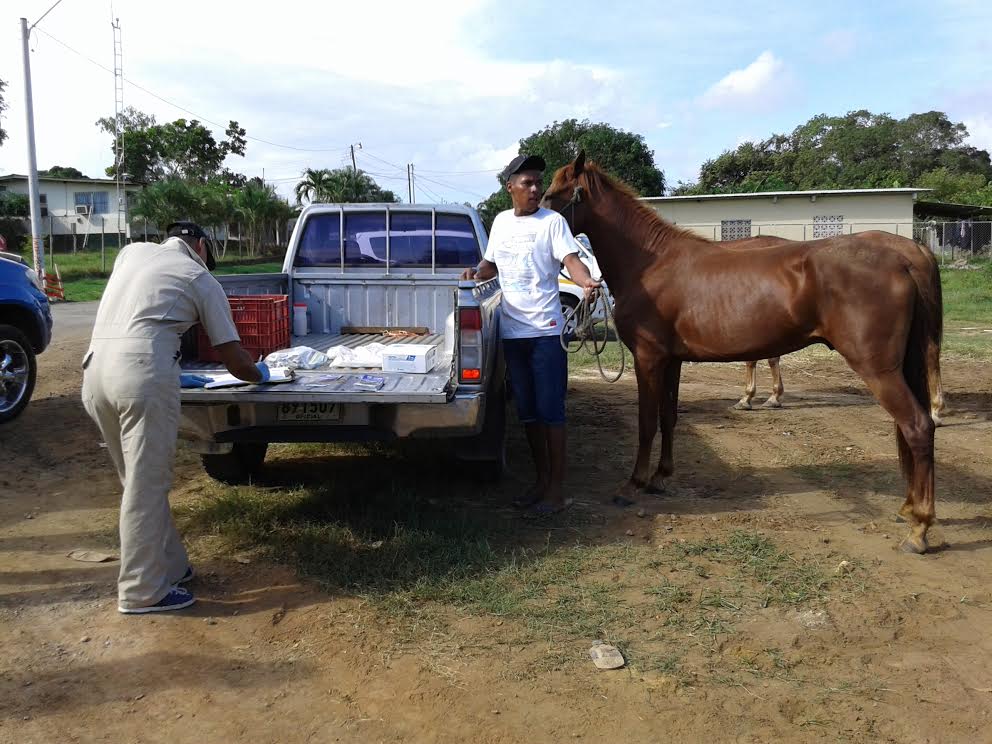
[
  {"xmin": 294, "ymin": 167, "xmax": 399, "ymax": 205},
  {"xmin": 682, "ymin": 110, "xmax": 992, "ymax": 201},
  {"xmin": 476, "ymin": 119, "xmax": 666, "ymax": 228},
  {"xmin": 0, "ymin": 192, "xmax": 30, "ymax": 217},
  {"xmin": 234, "ymin": 179, "xmax": 290, "ymax": 256},
  {"xmin": 0, "ymin": 78, "xmax": 8, "ymax": 148},
  {"xmin": 96, "ymin": 107, "xmax": 247, "ymax": 183},
  {"xmin": 917, "ymin": 168, "xmax": 992, "ymax": 206},
  {"xmin": 130, "ymin": 179, "xmax": 197, "ymax": 229},
  {"xmin": 39, "ymin": 165, "xmax": 89, "ymax": 179}
]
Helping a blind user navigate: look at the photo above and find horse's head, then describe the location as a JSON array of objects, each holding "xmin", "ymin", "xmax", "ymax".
[{"xmin": 541, "ymin": 151, "xmax": 590, "ymax": 232}]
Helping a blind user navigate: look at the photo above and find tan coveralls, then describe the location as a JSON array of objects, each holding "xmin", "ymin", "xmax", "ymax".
[{"xmin": 82, "ymin": 237, "xmax": 239, "ymax": 610}]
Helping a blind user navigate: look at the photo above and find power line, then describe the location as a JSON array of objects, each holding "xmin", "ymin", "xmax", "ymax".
[
  {"xmin": 35, "ymin": 27, "xmax": 351, "ymax": 153},
  {"xmin": 30, "ymin": 0, "xmax": 68, "ymax": 29}
]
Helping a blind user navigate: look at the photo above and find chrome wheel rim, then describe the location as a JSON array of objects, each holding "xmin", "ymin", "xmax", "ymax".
[{"xmin": 0, "ymin": 340, "xmax": 31, "ymax": 415}]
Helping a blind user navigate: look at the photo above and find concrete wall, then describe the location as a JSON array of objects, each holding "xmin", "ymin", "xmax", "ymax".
[{"xmin": 642, "ymin": 192, "xmax": 917, "ymax": 241}]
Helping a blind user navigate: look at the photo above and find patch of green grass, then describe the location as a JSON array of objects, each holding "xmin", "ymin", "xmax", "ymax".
[
  {"xmin": 941, "ymin": 262, "xmax": 992, "ymax": 326},
  {"xmin": 568, "ymin": 340, "xmax": 627, "ymax": 374}
]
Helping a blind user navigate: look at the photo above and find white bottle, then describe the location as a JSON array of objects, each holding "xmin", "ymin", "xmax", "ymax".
[{"xmin": 293, "ymin": 302, "xmax": 308, "ymax": 337}]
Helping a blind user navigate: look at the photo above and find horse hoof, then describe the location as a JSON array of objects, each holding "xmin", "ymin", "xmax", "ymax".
[
  {"xmin": 732, "ymin": 401, "xmax": 752, "ymax": 411},
  {"xmin": 645, "ymin": 483, "xmax": 666, "ymax": 496},
  {"xmin": 612, "ymin": 495, "xmax": 636, "ymax": 508},
  {"xmin": 932, "ymin": 415, "xmax": 944, "ymax": 428},
  {"xmin": 761, "ymin": 399, "xmax": 783, "ymax": 409},
  {"xmin": 900, "ymin": 535, "xmax": 928, "ymax": 554}
]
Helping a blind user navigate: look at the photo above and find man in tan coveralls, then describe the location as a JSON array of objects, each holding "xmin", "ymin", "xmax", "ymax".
[{"xmin": 83, "ymin": 222, "xmax": 268, "ymax": 614}]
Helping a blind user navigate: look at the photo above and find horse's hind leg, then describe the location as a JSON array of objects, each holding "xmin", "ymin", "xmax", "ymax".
[
  {"xmin": 855, "ymin": 369, "xmax": 936, "ymax": 553},
  {"xmin": 762, "ymin": 357, "xmax": 784, "ymax": 408},
  {"xmin": 734, "ymin": 361, "xmax": 758, "ymax": 410}
]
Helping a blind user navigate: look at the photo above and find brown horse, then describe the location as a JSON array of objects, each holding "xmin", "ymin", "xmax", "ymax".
[
  {"xmin": 543, "ymin": 153, "xmax": 943, "ymax": 553},
  {"xmin": 726, "ymin": 236, "xmax": 946, "ymax": 421}
]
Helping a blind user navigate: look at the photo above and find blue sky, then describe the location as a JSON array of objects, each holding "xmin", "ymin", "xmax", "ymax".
[{"xmin": 1, "ymin": 0, "xmax": 989, "ymax": 203}]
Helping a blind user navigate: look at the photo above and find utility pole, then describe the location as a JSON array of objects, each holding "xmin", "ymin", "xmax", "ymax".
[
  {"xmin": 350, "ymin": 142, "xmax": 362, "ymax": 173},
  {"xmin": 112, "ymin": 16, "xmax": 126, "ymax": 249},
  {"xmin": 20, "ymin": 18, "xmax": 44, "ymax": 276},
  {"xmin": 408, "ymin": 164, "xmax": 416, "ymax": 204}
]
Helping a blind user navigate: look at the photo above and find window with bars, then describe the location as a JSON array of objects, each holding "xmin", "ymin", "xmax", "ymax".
[
  {"xmin": 813, "ymin": 215, "xmax": 844, "ymax": 238},
  {"xmin": 721, "ymin": 219, "xmax": 751, "ymax": 241}
]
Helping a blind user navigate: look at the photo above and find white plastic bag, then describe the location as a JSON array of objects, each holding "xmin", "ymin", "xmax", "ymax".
[
  {"xmin": 263, "ymin": 346, "xmax": 330, "ymax": 370},
  {"xmin": 326, "ymin": 342, "xmax": 387, "ymax": 368}
]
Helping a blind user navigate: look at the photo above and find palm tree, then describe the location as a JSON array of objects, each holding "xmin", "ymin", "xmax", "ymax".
[{"xmin": 294, "ymin": 168, "xmax": 334, "ymax": 205}]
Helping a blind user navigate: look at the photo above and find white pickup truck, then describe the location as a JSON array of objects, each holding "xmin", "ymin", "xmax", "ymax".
[{"xmin": 178, "ymin": 203, "xmax": 504, "ymax": 484}]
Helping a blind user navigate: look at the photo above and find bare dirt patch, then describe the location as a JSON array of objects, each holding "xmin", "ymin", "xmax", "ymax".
[{"xmin": 2, "ymin": 336, "xmax": 991, "ymax": 743}]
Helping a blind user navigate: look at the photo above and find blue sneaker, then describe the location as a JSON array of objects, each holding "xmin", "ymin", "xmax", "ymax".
[
  {"xmin": 177, "ymin": 566, "xmax": 195, "ymax": 585},
  {"xmin": 118, "ymin": 587, "xmax": 196, "ymax": 614}
]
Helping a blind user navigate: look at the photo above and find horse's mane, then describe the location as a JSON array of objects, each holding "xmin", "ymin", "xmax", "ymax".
[{"xmin": 582, "ymin": 161, "xmax": 705, "ymax": 248}]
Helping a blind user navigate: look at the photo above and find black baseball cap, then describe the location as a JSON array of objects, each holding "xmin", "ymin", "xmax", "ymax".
[
  {"xmin": 501, "ymin": 154, "xmax": 546, "ymax": 180},
  {"xmin": 166, "ymin": 221, "xmax": 216, "ymax": 270}
]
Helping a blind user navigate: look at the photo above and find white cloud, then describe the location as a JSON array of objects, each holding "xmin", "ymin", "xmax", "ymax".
[
  {"xmin": 964, "ymin": 115, "xmax": 992, "ymax": 153},
  {"xmin": 699, "ymin": 51, "xmax": 789, "ymax": 109}
]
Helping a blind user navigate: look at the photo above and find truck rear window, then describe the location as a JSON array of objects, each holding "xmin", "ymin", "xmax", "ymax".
[{"xmin": 294, "ymin": 212, "xmax": 481, "ymax": 268}]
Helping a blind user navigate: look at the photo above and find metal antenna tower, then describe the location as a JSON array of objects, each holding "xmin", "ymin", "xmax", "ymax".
[{"xmin": 111, "ymin": 16, "xmax": 126, "ymax": 248}]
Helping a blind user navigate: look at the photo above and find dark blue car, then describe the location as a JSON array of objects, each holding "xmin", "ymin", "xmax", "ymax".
[{"xmin": 0, "ymin": 251, "xmax": 53, "ymax": 423}]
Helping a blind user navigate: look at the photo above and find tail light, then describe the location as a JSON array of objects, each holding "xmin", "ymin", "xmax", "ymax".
[{"xmin": 459, "ymin": 307, "xmax": 483, "ymax": 383}]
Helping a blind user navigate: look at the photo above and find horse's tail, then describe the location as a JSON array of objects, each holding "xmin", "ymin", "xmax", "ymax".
[
  {"xmin": 923, "ymin": 249, "xmax": 946, "ymax": 424},
  {"xmin": 903, "ymin": 255, "xmax": 943, "ymax": 424}
]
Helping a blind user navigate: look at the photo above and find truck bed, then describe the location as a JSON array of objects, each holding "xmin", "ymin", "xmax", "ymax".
[{"xmin": 181, "ymin": 332, "xmax": 453, "ymax": 403}]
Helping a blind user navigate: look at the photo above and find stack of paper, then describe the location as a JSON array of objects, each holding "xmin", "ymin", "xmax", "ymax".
[{"xmin": 203, "ymin": 367, "xmax": 295, "ymax": 389}]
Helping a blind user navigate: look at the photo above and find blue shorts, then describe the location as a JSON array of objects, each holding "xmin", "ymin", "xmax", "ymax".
[{"xmin": 503, "ymin": 336, "xmax": 567, "ymax": 426}]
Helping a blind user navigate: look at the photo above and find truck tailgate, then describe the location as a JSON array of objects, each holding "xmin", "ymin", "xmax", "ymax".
[{"xmin": 181, "ymin": 332, "xmax": 454, "ymax": 404}]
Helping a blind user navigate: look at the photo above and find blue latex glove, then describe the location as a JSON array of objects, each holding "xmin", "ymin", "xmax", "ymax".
[
  {"xmin": 180, "ymin": 373, "xmax": 212, "ymax": 388},
  {"xmin": 255, "ymin": 361, "xmax": 271, "ymax": 383}
]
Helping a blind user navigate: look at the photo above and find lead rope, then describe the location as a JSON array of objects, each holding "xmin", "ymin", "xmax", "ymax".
[
  {"xmin": 556, "ymin": 182, "xmax": 626, "ymax": 382},
  {"xmin": 560, "ymin": 286, "xmax": 626, "ymax": 383}
]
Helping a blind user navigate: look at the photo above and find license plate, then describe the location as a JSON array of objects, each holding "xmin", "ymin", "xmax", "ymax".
[{"xmin": 277, "ymin": 402, "xmax": 341, "ymax": 422}]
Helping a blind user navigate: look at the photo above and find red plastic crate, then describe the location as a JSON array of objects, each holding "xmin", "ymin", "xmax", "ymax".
[{"xmin": 197, "ymin": 294, "xmax": 290, "ymax": 362}]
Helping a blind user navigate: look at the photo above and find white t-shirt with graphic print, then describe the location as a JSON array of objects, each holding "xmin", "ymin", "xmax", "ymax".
[{"xmin": 483, "ymin": 207, "xmax": 578, "ymax": 339}]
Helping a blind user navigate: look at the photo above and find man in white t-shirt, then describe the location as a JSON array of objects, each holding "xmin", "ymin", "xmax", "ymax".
[{"xmin": 462, "ymin": 154, "xmax": 600, "ymax": 514}]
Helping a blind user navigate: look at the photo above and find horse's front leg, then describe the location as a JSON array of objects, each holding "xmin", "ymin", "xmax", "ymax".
[
  {"xmin": 648, "ymin": 359, "xmax": 682, "ymax": 493},
  {"xmin": 615, "ymin": 355, "xmax": 664, "ymax": 506}
]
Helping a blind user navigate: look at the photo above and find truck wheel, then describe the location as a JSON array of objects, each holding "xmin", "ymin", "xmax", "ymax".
[
  {"xmin": 201, "ymin": 442, "xmax": 268, "ymax": 485},
  {"xmin": 0, "ymin": 324, "xmax": 37, "ymax": 425}
]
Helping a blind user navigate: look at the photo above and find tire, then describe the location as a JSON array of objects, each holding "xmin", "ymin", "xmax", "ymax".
[
  {"xmin": 560, "ymin": 293, "xmax": 579, "ymax": 318},
  {"xmin": 201, "ymin": 442, "xmax": 268, "ymax": 485},
  {"xmin": 0, "ymin": 324, "xmax": 37, "ymax": 425}
]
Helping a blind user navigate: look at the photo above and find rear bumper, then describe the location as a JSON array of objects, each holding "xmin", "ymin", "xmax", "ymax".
[{"xmin": 179, "ymin": 390, "xmax": 486, "ymax": 453}]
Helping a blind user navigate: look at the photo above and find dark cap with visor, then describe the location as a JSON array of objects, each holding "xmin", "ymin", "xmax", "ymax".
[{"xmin": 166, "ymin": 221, "xmax": 216, "ymax": 270}]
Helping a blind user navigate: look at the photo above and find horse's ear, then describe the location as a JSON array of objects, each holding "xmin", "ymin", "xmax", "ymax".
[{"xmin": 574, "ymin": 150, "xmax": 586, "ymax": 175}]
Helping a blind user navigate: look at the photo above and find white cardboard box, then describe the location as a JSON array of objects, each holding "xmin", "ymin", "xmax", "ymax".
[{"xmin": 380, "ymin": 343, "xmax": 439, "ymax": 374}]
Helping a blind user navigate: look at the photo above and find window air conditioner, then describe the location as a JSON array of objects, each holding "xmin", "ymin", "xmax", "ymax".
[{"xmin": 75, "ymin": 204, "xmax": 90, "ymax": 215}]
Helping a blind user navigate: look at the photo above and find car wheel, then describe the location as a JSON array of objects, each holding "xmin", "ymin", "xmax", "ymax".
[
  {"xmin": 0, "ymin": 324, "xmax": 37, "ymax": 424},
  {"xmin": 560, "ymin": 293, "xmax": 579, "ymax": 318},
  {"xmin": 201, "ymin": 442, "xmax": 268, "ymax": 484}
]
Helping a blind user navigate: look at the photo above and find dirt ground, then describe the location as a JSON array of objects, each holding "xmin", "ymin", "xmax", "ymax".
[{"xmin": 2, "ymin": 325, "xmax": 991, "ymax": 744}]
